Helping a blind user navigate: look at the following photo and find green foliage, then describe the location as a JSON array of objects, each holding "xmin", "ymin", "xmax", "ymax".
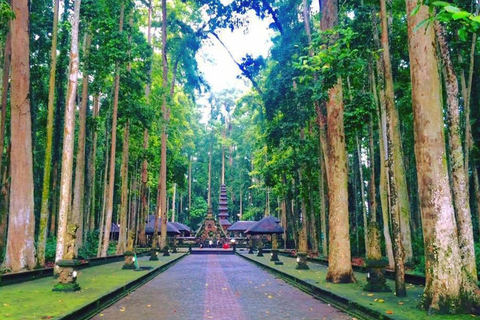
[
  {"xmin": 78, "ymin": 231, "xmax": 100, "ymax": 259},
  {"xmin": 44, "ymin": 236, "xmax": 57, "ymax": 263}
]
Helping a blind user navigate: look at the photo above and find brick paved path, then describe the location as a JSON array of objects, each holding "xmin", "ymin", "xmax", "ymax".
[{"xmin": 91, "ymin": 255, "xmax": 351, "ymax": 320}]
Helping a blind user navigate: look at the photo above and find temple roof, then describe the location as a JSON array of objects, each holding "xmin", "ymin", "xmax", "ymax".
[
  {"xmin": 219, "ymin": 219, "xmax": 232, "ymax": 226},
  {"xmin": 170, "ymin": 222, "xmax": 191, "ymax": 233},
  {"xmin": 145, "ymin": 215, "xmax": 181, "ymax": 235},
  {"xmin": 227, "ymin": 221, "xmax": 257, "ymax": 232},
  {"xmin": 245, "ymin": 216, "xmax": 284, "ymax": 234}
]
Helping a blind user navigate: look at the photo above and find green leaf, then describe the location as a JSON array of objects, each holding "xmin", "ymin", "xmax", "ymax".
[
  {"xmin": 452, "ymin": 11, "xmax": 470, "ymax": 20},
  {"xmin": 444, "ymin": 5, "xmax": 461, "ymax": 13},
  {"xmin": 414, "ymin": 18, "xmax": 431, "ymax": 32},
  {"xmin": 410, "ymin": 3, "xmax": 421, "ymax": 16},
  {"xmin": 432, "ymin": 1, "xmax": 451, "ymax": 7},
  {"xmin": 469, "ymin": 15, "xmax": 480, "ymax": 23},
  {"xmin": 458, "ymin": 28, "xmax": 468, "ymax": 41}
]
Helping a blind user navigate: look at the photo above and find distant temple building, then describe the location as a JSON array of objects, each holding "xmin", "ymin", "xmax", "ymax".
[
  {"xmin": 194, "ymin": 184, "xmax": 231, "ymax": 241},
  {"xmin": 218, "ymin": 184, "xmax": 231, "ymax": 231}
]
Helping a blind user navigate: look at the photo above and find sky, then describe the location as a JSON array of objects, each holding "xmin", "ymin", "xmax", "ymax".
[{"xmin": 196, "ymin": 10, "xmax": 274, "ymax": 94}]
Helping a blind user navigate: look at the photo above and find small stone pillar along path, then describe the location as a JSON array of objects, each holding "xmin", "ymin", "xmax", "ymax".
[{"xmin": 92, "ymin": 254, "xmax": 350, "ymax": 320}]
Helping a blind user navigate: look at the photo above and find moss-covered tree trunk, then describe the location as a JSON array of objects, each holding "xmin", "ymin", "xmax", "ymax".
[
  {"xmin": 71, "ymin": 33, "xmax": 91, "ymax": 254},
  {"xmin": 37, "ymin": 0, "xmax": 59, "ymax": 267},
  {"xmin": 435, "ymin": 22, "xmax": 477, "ymax": 281},
  {"xmin": 406, "ymin": 2, "xmax": 479, "ymax": 313},
  {"xmin": 101, "ymin": 1, "xmax": 124, "ymax": 257},
  {"xmin": 0, "ymin": 145, "xmax": 9, "ymax": 255},
  {"xmin": 356, "ymin": 133, "xmax": 369, "ymax": 257},
  {"xmin": 5, "ymin": 0, "xmax": 36, "ymax": 272},
  {"xmin": 54, "ymin": 0, "xmax": 81, "ymax": 270},
  {"xmin": 86, "ymin": 94, "xmax": 99, "ymax": 233},
  {"xmin": 116, "ymin": 121, "xmax": 129, "ymax": 254},
  {"xmin": 138, "ymin": 129, "xmax": 148, "ymax": 247},
  {"xmin": 158, "ymin": 0, "xmax": 169, "ymax": 250},
  {"xmin": 0, "ymin": 31, "xmax": 10, "ymax": 193},
  {"xmin": 380, "ymin": 0, "xmax": 412, "ymax": 264}
]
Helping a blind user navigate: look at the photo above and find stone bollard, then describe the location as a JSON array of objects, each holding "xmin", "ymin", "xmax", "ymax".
[
  {"xmin": 122, "ymin": 251, "xmax": 136, "ymax": 269},
  {"xmin": 53, "ymin": 260, "xmax": 81, "ymax": 292},
  {"xmin": 363, "ymin": 258, "xmax": 391, "ymax": 292},
  {"xmin": 295, "ymin": 252, "xmax": 309, "ymax": 270}
]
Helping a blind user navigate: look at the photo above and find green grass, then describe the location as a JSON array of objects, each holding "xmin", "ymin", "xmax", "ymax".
[
  {"xmin": 238, "ymin": 251, "xmax": 476, "ymax": 320},
  {"xmin": 0, "ymin": 254, "xmax": 186, "ymax": 319}
]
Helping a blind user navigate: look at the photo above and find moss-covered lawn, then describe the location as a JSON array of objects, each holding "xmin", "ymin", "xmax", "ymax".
[
  {"xmin": 0, "ymin": 253, "xmax": 186, "ymax": 319},
  {"xmin": 238, "ymin": 251, "xmax": 476, "ymax": 320}
]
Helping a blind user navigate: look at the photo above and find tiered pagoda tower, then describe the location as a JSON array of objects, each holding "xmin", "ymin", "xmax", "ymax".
[{"xmin": 218, "ymin": 184, "xmax": 231, "ymax": 232}]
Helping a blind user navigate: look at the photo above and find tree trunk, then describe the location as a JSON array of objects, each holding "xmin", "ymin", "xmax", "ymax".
[
  {"xmin": 97, "ymin": 129, "xmax": 110, "ymax": 256},
  {"xmin": 0, "ymin": 32, "xmax": 10, "ymax": 186},
  {"xmin": 435, "ymin": 21, "xmax": 477, "ymax": 281},
  {"xmin": 356, "ymin": 133, "xmax": 369, "ymax": 257},
  {"xmin": 380, "ymin": 0, "xmax": 413, "ymax": 264},
  {"xmin": 71, "ymin": 33, "xmax": 91, "ymax": 253},
  {"xmin": 138, "ymin": 129, "xmax": 148, "ymax": 247},
  {"xmin": 158, "ymin": 0, "xmax": 169, "ymax": 250},
  {"xmin": 406, "ymin": 2, "xmax": 478, "ymax": 312},
  {"xmin": 5, "ymin": 0, "xmax": 36, "ymax": 272},
  {"xmin": 319, "ymin": 0, "xmax": 354, "ymax": 283},
  {"xmin": 171, "ymin": 183, "xmax": 176, "ymax": 222},
  {"xmin": 0, "ymin": 145, "xmax": 10, "ymax": 255},
  {"xmin": 87, "ymin": 94, "xmax": 99, "ymax": 233},
  {"xmin": 37, "ymin": 0, "xmax": 59, "ymax": 267},
  {"xmin": 116, "ymin": 121, "xmax": 129, "ymax": 254},
  {"xmin": 101, "ymin": 1, "xmax": 124, "ymax": 257},
  {"xmin": 54, "ymin": 0, "xmax": 81, "ymax": 269}
]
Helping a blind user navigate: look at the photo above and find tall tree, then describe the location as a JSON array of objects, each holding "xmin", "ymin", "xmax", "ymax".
[
  {"xmin": 37, "ymin": 0, "xmax": 60, "ymax": 267},
  {"xmin": 320, "ymin": 0, "xmax": 355, "ymax": 283},
  {"xmin": 54, "ymin": 0, "xmax": 82, "ymax": 268},
  {"xmin": 406, "ymin": 2, "xmax": 478, "ymax": 313},
  {"xmin": 4, "ymin": 0, "xmax": 36, "ymax": 272},
  {"xmin": 158, "ymin": 0, "xmax": 169, "ymax": 250},
  {"xmin": 101, "ymin": 1, "xmax": 125, "ymax": 257},
  {"xmin": 71, "ymin": 32, "xmax": 91, "ymax": 253}
]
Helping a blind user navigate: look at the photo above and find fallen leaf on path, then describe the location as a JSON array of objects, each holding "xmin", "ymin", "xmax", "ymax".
[
  {"xmin": 268, "ymin": 295, "xmax": 273, "ymax": 299},
  {"xmin": 398, "ymin": 302, "xmax": 404, "ymax": 305},
  {"xmin": 367, "ymin": 293, "xmax": 374, "ymax": 297},
  {"xmin": 147, "ymin": 305, "xmax": 151, "ymax": 307},
  {"xmin": 99, "ymin": 314, "xmax": 104, "ymax": 317},
  {"xmin": 386, "ymin": 311, "xmax": 393, "ymax": 314},
  {"xmin": 120, "ymin": 307, "xmax": 125, "ymax": 312}
]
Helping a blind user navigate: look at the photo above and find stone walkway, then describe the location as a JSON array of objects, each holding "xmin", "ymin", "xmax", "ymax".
[{"xmin": 92, "ymin": 254, "xmax": 351, "ymax": 320}]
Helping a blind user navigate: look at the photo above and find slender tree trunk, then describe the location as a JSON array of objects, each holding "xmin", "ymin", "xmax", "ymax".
[
  {"xmin": 71, "ymin": 33, "xmax": 91, "ymax": 253},
  {"xmin": 50, "ymin": 164, "xmax": 58, "ymax": 236},
  {"xmin": 171, "ymin": 183, "xmax": 176, "ymax": 222},
  {"xmin": 188, "ymin": 157, "xmax": 192, "ymax": 211},
  {"xmin": 318, "ymin": 153, "xmax": 328, "ymax": 257},
  {"xmin": 0, "ymin": 32, "xmax": 10, "ymax": 186},
  {"xmin": 435, "ymin": 21, "xmax": 477, "ymax": 281},
  {"xmin": 406, "ymin": 2, "xmax": 478, "ymax": 312},
  {"xmin": 87, "ymin": 94, "xmax": 99, "ymax": 233},
  {"xmin": 97, "ymin": 130, "xmax": 110, "ymax": 256},
  {"xmin": 54, "ymin": 0, "xmax": 81, "ymax": 269},
  {"xmin": 158, "ymin": 0, "xmax": 169, "ymax": 250},
  {"xmin": 0, "ymin": 145, "xmax": 9, "ymax": 255},
  {"xmin": 37, "ymin": 0, "xmax": 59, "ymax": 266},
  {"xmin": 373, "ymin": 49, "xmax": 394, "ymax": 268},
  {"xmin": 380, "ymin": 0, "xmax": 413, "ymax": 263},
  {"xmin": 356, "ymin": 133, "xmax": 369, "ymax": 257},
  {"xmin": 138, "ymin": 129, "xmax": 148, "ymax": 247},
  {"xmin": 101, "ymin": 1, "xmax": 124, "ymax": 257},
  {"xmin": 5, "ymin": 0, "xmax": 36, "ymax": 272},
  {"xmin": 116, "ymin": 121, "xmax": 129, "ymax": 254}
]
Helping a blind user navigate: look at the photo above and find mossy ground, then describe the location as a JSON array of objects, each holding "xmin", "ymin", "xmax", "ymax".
[
  {"xmin": 0, "ymin": 254, "xmax": 185, "ymax": 319},
  {"xmin": 238, "ymin": 251, "xmax": 476, "ymax": 320}
]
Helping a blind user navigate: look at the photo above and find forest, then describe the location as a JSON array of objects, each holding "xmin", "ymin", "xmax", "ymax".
[{"xmin": 0, "ymin": 0, "xmax": 479, "ymax": 315}]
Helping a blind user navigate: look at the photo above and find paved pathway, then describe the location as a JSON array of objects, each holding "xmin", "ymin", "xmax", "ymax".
[{"xmin": 92, "ymin": 255, "xmax": 351, "ymax": 320}]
